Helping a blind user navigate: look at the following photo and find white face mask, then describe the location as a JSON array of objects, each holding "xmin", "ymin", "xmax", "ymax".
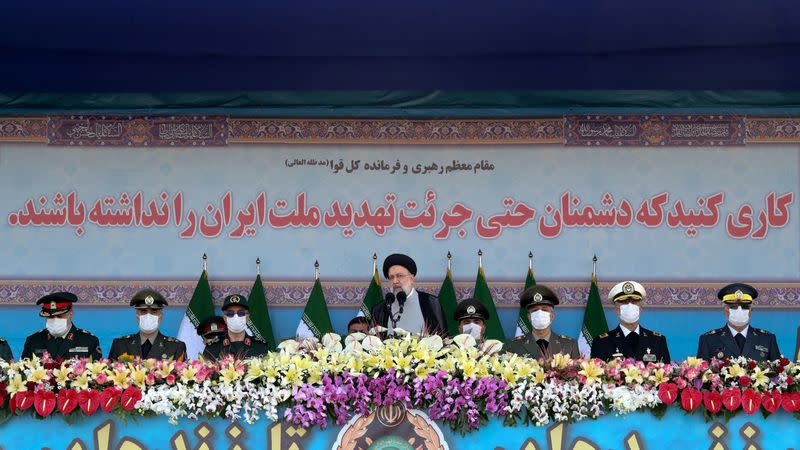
[
  {"xmin": 138, "ymin": 313, "xmax": 160, "ymax": 333},
  {"xmin": 530, "ymin": 310, "xmax": 552, "ymax": 330},
  {"xmin": 46, "ymin": 317, "xmax": 69, "ymax": 337},
  {"xmin": 226, "ymin": 315, "xmax": 248, "ymax": 333},
  {"xmin": 728, "ymin": 307, "xmax": 750, "ymax": 327},
  {"xmin": 461, "ymin": 323, "xmax": 482, "ymax": 339},
  {"xmin": 619, "ymin": 303, "xmax": 641, "ymax": 324}
]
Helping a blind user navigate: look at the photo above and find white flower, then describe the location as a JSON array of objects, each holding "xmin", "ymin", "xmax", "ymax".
[
  {"xmin": 481, "ymin": 339, "xmax": 504, "ymax": 355},
  {"xmin": 452, "ymin": 333, "xmax": 477, "ymax": 349},
  {"xmin": 361, "ymin": 335, "xmax": 384, "ymax": 352},
  {"xmin": 277, "ymin": 340, "xmax": 300, "ymax": 354},
  {"xmin": 418, "ymin": 335, "xmax": 444, "ymax": 352}
]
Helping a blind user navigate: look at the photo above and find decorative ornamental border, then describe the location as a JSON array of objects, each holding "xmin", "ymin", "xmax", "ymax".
[
  {"xmin": 1, "ymin": 115, "xmax": 800, "ymax": 145},
  {"xmin": 0, "ymin": 280, "xmax": 798, "ymax": 308}
]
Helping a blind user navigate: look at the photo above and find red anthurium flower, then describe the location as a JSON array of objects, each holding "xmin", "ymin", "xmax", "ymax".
[
  {"xmin": 120, "ymin": 386, "xmax": 142, "ymax": 411},
  {"xmin": 57, "ymin": 389, "xmax": 78, "ymax": 415},
  {"xmin": 14, "ymin": 391, "xmax": 34, "ymax": 411},
  {"xmin": 33, "ymin": 390, "xmax": 57, "ymax": 417},
  {"xmin": 78, "ymin": 389, "xmax": 100, "ymax": 415},
  {"xmin": 658, "ymin": 383, "xmax": 678, "ymax": 405},
  {"xmin": 680, "ymin": 388, "xmax": 703, "ymax": 412},
  {"xmin": 99, "ymin": 387, "xmax": 121, "ymax": 412},
  {"xmin": 741, "ymin": 388, "xmax": 762, "ymax": 414},
  {"xmin": 781, "ymin": 392, "xmax": 800, "ymax": 413},
  {"xmin": 722, "ymin": 388, "xmax": 742, "ymax": 411},
  {"xmin": 703, "ymin": 391, "xmax": 723, "ymax": 414},
  {"xmin": 761, "ymin": 390, "xmax": 782, "ymax": 413}
]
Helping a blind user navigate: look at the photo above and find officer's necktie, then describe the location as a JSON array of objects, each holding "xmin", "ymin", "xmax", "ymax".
[
  {"xmin": 734, "ymin": 333, "xmax": 746, "ymax": 352},
  {"xmin": 626, "ymin": 331, "xmax": 639, "ymax": 353},
  {"xmin": 536, "ymin": 339, "xmax": 549, "ymax": 355},
  {"xmin": 141, "ymin": 340, "xmax": 153, "ymax": 359}
]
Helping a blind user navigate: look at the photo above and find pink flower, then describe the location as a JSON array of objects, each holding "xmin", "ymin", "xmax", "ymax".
[
  {"xmin": 95, "ymin": 373, "xmax": 108, "ymax": 385},
  {"xmin": 166, "ymin": 374, "xmax": 176, "ymax": 385}
]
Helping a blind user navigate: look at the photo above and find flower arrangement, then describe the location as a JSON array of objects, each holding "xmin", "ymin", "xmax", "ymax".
[{"xmin": 0, "ymin": 332, "xmax": 797, "ymax": 433}]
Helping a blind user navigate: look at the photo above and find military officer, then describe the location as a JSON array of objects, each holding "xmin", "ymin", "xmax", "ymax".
[
  {"xmin": 505, "ymin": 285, "xmax": 580, "ymax": 359},
  {"xmin": 0, "ymin": 337, "xmax": 12, "ymax": 361},
  {"xmin": 197, "ymin": 315, "xmax": 227, "ymax": 346},
  {"xmin": 591, "ymin": 281, "xmax": 670, "ymax": 362},
  {"xmin": 697, "ymin": 283, "xmax": 780, "ymax": 362},
  {"xmin": 108, "ymin": 289, "xmax": 186, "ymax": 361},
  {"xmin": 453, "ymin": 297, "xmax": 489, "ymax": 342},
  {"xmin": 203, "ymin": 294, "xmax": 269, "ymax": 360},
  {"xmin": 21, "ymin": 292, "xmax": 102, "ymax": 360},
  {"xmin": 347, "ymin": 316, "xmax": 371, "ymax": 336}
]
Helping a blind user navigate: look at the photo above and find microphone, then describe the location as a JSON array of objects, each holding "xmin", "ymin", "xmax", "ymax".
[
  {"xmin": 385, "ymin": 292, "xmax": 396, "ymax": 306},
  {"xmin": 396, "ymin": 291, "xmax": 407, "ymax": 307}
]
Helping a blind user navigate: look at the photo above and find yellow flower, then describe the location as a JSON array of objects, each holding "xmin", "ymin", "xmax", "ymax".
[
  {"xmin": 72, "ymin": 374, "xmax": 90, "ymax": 391},
  {"xmin": 245, "ymin": 364, "xmax": 264, "ymax": 382},
  {"xmin": 501, "ymin": 365, "xmax": 517, "ymax": 384},
  {"xmin": 6, "ymin": 374, "xmax": 26, "ymax": 395},
  {"xmin": 533, "ymin": 369, "xmax": 546, "ymax": 384},
  {"xmin": 28, "ymin": 368, "xmax": 49, "ymax": 384},
  {"xmin": 282, "ymin": 366, "xmax": 301, "ymax": 387},
  {"xmin": 750, "ymin": 366, "xmax": 770, "ymax": 389},
  {"xmin": 53, "ymin": 367, "xmax": 73, "ymax": 387},
  {"xmin": 622, "ymin": 366, "xmax": 644, "ymax": 384},
  {"xmin": 725, "ymin": 363, "xmax": 746, "ymax": 379},
  {"xmin": 514, "ymin": 363, "xmax": 533, "ymax": 380},
  {"xmin": 159, "ymin": 362, "xmax": 175, "ymax": 379},
  {"xmin": 85, "ymin": 362, "xmax": 106, "ymax": 376},
  {"xmin": 649, "ymin": 368, "xmax": 669, "ymax": 384},
  {"xmin": 394, "ymin": 354, "xmax": 412, "ymax": 372},
  {"xmin": 130, "ymin": 367, "xmax": 148, "ymax": 389},
  {"xmin": 220, "ymin": 364, "xmax": 241, "ymax": 384},
  {"xmin": 111, "ymin": 369, "xmax": 130, "ymax": 388},
  {"xmin": 685, "ymin": 357, "xmax": 704, "ymax": 368},
  {"xmin": 579, "ymin": 361, "xmax": 605, "ymax": 385},
  {"xmin": 307, "ymin": 366, "xmax": 322, "ymax": 385},
  {"xmin": 551, "ymin": 353, "xmax": 572, "ymax": 370}
]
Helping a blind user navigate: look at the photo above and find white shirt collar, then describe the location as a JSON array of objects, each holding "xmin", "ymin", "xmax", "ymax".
[
  {"xmin": 620, "ymin": 324, "xmax": 640, "ymax": 336},
  {"xmin": 728, "ymin": 324, "xmax": 749, "ymax": 337}
]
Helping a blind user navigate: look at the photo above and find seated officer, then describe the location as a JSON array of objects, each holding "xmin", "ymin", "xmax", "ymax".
[
  {"xmin": 197, "ymin": 315, "xmax": 227, "ymax": 346},
  {"xmin": 697, "ymin": 283, "xmax": 780, "ymax": 362},
  {"xmin": 108, "ymin": 289, "xmax": 187, "ymax": 361},
  {"xmin": 453, "ymin": 297, "xmax": 489, "ymax": 342},
  {"xmin": 505, "ymin": 285, "xmax": 579, "ymax": 358},
  {"xmin": 21, "ymin": 292, "xmax": 101, "ymax": 360},
  {"xmin": 203, "ymin": 294, "xmax": 269, "ymax": 360},
  {"xmin": 347, "ymin": 316, "xmax": 371, "ymax": 335},
  {"xmin": 591, "ymin": 281, "xmax": 670, "ymax": 362}
]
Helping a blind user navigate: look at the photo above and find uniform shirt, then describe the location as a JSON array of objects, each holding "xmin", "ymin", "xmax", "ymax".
[
  {"xmin": 697, "ymin": 325, "xmax": 780, "ymax": 362},
  {"xmin": 107, "ymin": 332, "xmax": 187, "ymax": 361},
  {"xmin": 21, "ymin": 325, "xmax": 102, "ymax": 360},
  {"xmin": 203, "ymin": 335, "xmax": 269, "ymax": 360},
  {"xmin": 504, "ymin": 331, "xmax": 580, "ymax": 359},
  {"xmin": 590, "ymin": 325, "xmax": 671, "ymax": 363}
]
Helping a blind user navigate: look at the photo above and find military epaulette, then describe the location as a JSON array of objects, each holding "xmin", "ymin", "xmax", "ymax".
[
  {"xmin": 513, "ymin": 335, "xmax": 526, "ymax": 341},
  {"xmin": 78, "ymin": 328, "xmax": 96, "ymax": 337},
  {"xmin": 597, "ymin": 333, "xmax": 608, "ymax": 339},
  {"xmin": 704, "ymin": 329, "xmax": 717, "ymax": 335},
  {"xmin": 0, "ymin": 338, "xmax": 6, "ymax": 343},
  {"xmin": 164, "ymin": 336, "xmax": 181, "ymax": 342},
  {"xmin": 652, "ymin": 331, "xmax": 662, "ymax": 337},
  {"xmin": 558, "ymin": 334, "xmax": 569, "ymax": 340}
]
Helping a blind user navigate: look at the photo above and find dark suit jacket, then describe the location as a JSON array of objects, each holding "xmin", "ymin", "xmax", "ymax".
[
  {"xmin": 0, "ymin": 338, "xmax": 12, "ymax": 361},
  {"xmin": 108, "ymin": 332, "xmax": 187, "ymax": 361},
  {"xmin": 591, "ymin": 325, "xmax": 671, "ymax": 363},
  {"xmin": 697, "ymin": 325, "xmax": 780, "ymax": 362},
  {"xmin": 21, "ymin": 325, "xmax": 102, "ymax": 360},
  {"xmin": 370, "ymin": 291, "xmax": 447, "ymax": 337}
]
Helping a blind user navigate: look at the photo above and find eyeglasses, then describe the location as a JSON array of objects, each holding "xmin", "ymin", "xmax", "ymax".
[
  {"xmin": 387, "ymin": 273, "xmax": 411, "ymax": 282},
  {"xmin": 224, "ymin": 310, "xmax": 248, "ymax": 318},
  {"xmin": 728, "ymin": 304, "xmax": 751, "ymax": 310}
]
